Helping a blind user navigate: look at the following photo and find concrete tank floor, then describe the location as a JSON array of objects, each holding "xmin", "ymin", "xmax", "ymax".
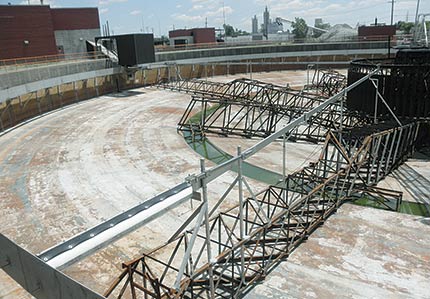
[{"xmin": 0, "ymin": 70, "xmax": 429, "ymax": 298}]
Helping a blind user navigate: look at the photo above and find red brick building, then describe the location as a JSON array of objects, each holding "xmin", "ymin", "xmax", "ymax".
[
  {"xmin": 358, "ymin": 25, "xmax": 396, "ymax": 41},
  {"xmin": 169, "ymin": 28, "xmax": 215, "ymax": 47},
  {"xmin": 0, "ymin": 5, "xmax": 100, "ymax": 60}
]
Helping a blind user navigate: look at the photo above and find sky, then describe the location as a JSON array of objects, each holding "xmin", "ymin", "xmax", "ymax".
[{"xmin": 1, "ymin": 0, "xmax": 429, "ymax": 36}]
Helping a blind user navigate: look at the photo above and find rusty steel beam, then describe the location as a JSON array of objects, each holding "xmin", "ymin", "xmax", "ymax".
[
  {"xmin": 105, "ymin": 120, "xmax": 421, "ymax": 299},
  {"xmin": 169, "ymin": 70, "xmax": 365, "ymax": 143}
]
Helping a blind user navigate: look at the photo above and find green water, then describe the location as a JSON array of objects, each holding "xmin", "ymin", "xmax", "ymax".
[
  {"xmin": 181, "ymin": 109, "xmax": 430, "ymax": 217},
  {"xmin": 183, "ymin": 104, "xmax": 283, "ymax": 185},
  {"xmin": 184, "ymin": 131, "xmax": 283, "ymax": 185},
  {"xmin": 354, "ymin": 197, "xmax": 430, "ymax": 217}
]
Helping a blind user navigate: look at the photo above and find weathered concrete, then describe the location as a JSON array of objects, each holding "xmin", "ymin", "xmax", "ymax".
[
  {"xmin": 156, "ymin": 41, "xmax": 391, "ymax": 63},
  {"xmin": 0, "ymin": 67, "xmax": 121, "ymax": 103},
  {"xmin": 0, "ymin": 70, "xmax": 428, "ymax": 299},
  {"xmin": 0, "ymin": 59, "xmax": 109, "ymax": 90},
  {"xmin": 54, "ymin": 29, "xmax": 101, "ymax": 55},
  {"xmin": 247, "ymin": 203, "xmax": 430, "ymax": 299},
  {"xmin": 0, "ymin": 86, "xmax": 265, "ymax": 297}
]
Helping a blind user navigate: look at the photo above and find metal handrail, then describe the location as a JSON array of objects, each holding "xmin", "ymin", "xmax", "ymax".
[
  {"xmin": 155, "ymin": 34, "xmax": 411, "ymax": 53},
  {"xmin": 0, "ymin": 51, "xmax": 106, "ymax": 70}
]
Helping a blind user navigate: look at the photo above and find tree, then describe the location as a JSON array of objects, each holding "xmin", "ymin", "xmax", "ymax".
[
  {"xmin": 291, "ymin": 18, "xmax": 308, "ymax": 40},
  {"xmin": 397, "ymin": 21, "xmax": 414, "ymax": 34},
  {"xmin": 223, "ymin": 24, "xmax": 235, "ymax": 37},
  {"xmin": 223, "ymin": 24, "xmax": 250, "ymax": 37}
]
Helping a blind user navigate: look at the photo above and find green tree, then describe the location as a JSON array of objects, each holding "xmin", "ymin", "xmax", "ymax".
[
  {"xmin": 397, "ymin": 21, "xmax": 414, "ymax": 34},
  {"xmin": 223, "ymin": 24, "xmax": 235, "ymax": 37},
  {"xmin": 223, "ymin": 24, "xmax": 250, "ymax": 37},
  {"xmin": 292, "ymin": 17, "xmax": 308, "ymax": 40}
]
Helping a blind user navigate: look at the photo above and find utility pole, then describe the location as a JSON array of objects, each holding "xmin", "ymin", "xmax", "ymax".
[
  {"xmin": 390, "ymin": 0, "xmax": 395, "ymax": 25},
  {"xmin": 222, "ymin": 1, "xmax": 226, "ymax": 41}
]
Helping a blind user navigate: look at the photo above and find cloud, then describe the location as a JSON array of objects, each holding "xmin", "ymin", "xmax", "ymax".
[
  {"xmin": 130, "ymin": 10, "xmax": 142, "ymax": 15},
  {"xmin": 173, "ymin": 5, "xmax": 233, "ymax": 23},
  {"xmin": 99, "ymin": 0, "xmax": 128, "ymax": 6},
  {"xmin": 100, "ymin": 8, "xmax": 109, "ymax": 14},
  {"xmin": 251, "ymin": 0, "xmax": 402, "ymax": 25},
  {"xmin": 191, "ymin": 4, "xmax": 204, "ymax": 11},
  {"xmin": 21, "ymin": 0, "xmax": 57, "ymax": 5}
]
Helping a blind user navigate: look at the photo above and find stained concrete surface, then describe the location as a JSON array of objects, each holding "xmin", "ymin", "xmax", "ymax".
[
  {"xmin": 0, "ymin": 70, "xmax": 429, "ymax": 298},
  {"xmin": 0, "ymin": 83, "xmax": 269, "ymax": 297},
  {"xmin": 247, "ymin": 204, "xmax": 430, "ymax": 299}
]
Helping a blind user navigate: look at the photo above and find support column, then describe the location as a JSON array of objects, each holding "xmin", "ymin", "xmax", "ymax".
[
  {"xmin": 58, "ymin": 85, "xmax": 63, "ymax": 107},
  {"xmin": 73, "ymin": 81, "xmax": 79, "ymax": 102},
  {"xmin": 371, "ymin": 78, "xmax": 379, "ymax": 124},
  {"xmin": 283, "ymin": 132, "xmax": 288, "ymax": 205},
  {"xmin": 200, "ymin": 159, "xmax": 215, "ymax": 299},
  {"xmin": 94, "ymin": 77, "xmax": 99, "ymax": 97},
  {"xmin": 237, "ymin": 146, "xmax": 246, "ymax": 285}
]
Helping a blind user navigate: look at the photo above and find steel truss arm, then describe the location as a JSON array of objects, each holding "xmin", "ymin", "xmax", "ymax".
[{"xmin": 106, "ymin": 119, "xmax": 420, "ymax": 299}]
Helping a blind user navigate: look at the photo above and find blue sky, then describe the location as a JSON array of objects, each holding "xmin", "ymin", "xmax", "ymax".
[{"xmin": 2, "ymin": 0, "xmax": 429, "ymax": 36}]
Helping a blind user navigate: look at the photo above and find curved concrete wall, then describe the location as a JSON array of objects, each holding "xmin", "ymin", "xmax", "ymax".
[
  {"xmin": 0, "ymin": 41, "xmax": 392, "ymax": 132},
  {"xmin": 0, "ymin": 59, "xmax": 109, "ymax": 90},
  {"xmin": 156, "ymin": 41, "xmax": 390, "ymax": 62}
]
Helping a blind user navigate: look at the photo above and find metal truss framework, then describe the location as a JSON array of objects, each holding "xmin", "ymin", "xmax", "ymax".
[
  {"xmin": 104, "ymin": 119, "xmax": 420, "ymax": 299},
  {"xmin": 103, "ymin": 63, "xmax": 422, "ymax": 299},
  {"xmin": 2, "ymin": 65, "xmax": 419, "ymax": 299},
  {"xmin": 160, "ymin": 70, "xmax": 365, "ymax": 142},
  {"xmin": 307, "ymin": 69, "xmax": 347, "ymax": 97}
]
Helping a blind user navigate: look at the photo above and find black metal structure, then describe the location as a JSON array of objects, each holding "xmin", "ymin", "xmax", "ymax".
[
  {"xmin": 96, "ymin": 34, "xmax": 156, "ymax": 66},
  {"xmin": 105, "ymin": 121, "xmax": 421, "ymax": 299},
  {"xmin": 104, "ymin": 66, "xmax": 426, "ymax": 299},
  {"xmin": 347, "ymin": 48, "xmax": 430, "ymax": 119},
  {"xmin": 163, "ymin": 71, "xmax": 365, "ymax": 143}
]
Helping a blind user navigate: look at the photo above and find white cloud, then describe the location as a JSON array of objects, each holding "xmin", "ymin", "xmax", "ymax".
[
  {"xmin": 173, "ymin": 5, "xmax": 233, "ymax": 25},
  {"xmin": 21, "ymin": 0, "xmax": 57, "ymax": 5},
  {"xmin": 130, "ymin": 10, "xmax": 141, "ymax": 15},
  {"xmin": 251, "ymin": 0, "xmax": 403, "ymax": 25},
  {"xmin": 99, "ymin": 0, "xmax": 128, "ymax": 6},
  {"xmin": 100, "ymin": 8, "xmax": 109, "ymax": 14},
  {"xmin": 191, "ymin": 4, "xmax": 204, "ymax": 11}
]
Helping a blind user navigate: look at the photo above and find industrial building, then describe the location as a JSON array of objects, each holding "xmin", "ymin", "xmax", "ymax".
[
  {"xmin": 358, "ymin": 24, "xmax": 396, "ymax": 41},
  {"xmin": 0, "ymin": 4, "xmax": 100, "ymax": 60},
  {"xmin": 168, "ymin": 27, "xmax": 216, "ymax": 47},
  {"xmin": 0, "ymin": 3, "xmax": 429, "ymax": 299},
  {"xmin": 262, "ymin": 6, "xmax": 283, "ymax": 35}
]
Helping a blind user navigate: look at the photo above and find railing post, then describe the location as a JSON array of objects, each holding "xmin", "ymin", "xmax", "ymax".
[
  {"xmin": 237, "ymin": 146, "xmax": 246, "ymax": 285},
  {"xmin": 200, "ymin": 158, "xmax": 215, "ymax": 298}
]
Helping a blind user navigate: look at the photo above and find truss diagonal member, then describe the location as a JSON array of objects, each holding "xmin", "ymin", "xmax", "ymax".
[
  {"xmin": 369, "ymin": 79, "xmax": 403, "ymax": 127},
  {"xmin": 242, "ymin": 177, "xmax": 271, "ymax": 224},
  {"xmin": 173, "ymin": 200, "xmax": 207, "ymax": 291},
  {"xmin": 168, "ymin": 202, "xmax": 204, "ymax": 243}
]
